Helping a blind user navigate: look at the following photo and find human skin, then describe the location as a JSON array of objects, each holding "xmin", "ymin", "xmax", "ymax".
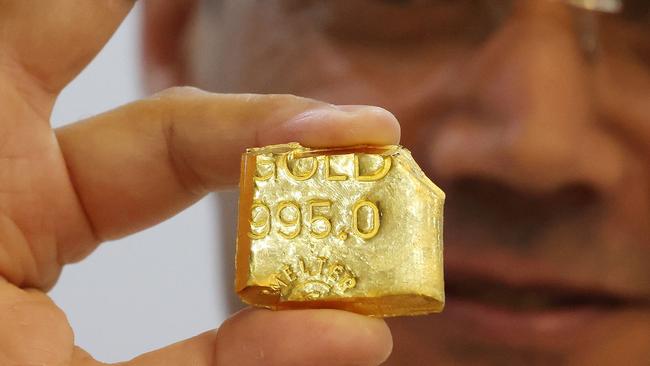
[
  {"xmin": 143, "ymin": 0, "xmax": 650, "ymax": 364},
  {"xmin": 0, "ymin": 1, "xmax": 399, "ymax": 365}
]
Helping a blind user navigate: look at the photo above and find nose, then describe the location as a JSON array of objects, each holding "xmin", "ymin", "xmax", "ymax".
[{"xmin": 429, "ymin": 2, "xmax": 624, "ymax": 195}]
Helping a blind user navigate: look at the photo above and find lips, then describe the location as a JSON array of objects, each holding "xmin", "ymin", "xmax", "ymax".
[
  {"xmin": 446, "ymin": 274, "xmax": 630, "ymax": 313},
  {"xmin": 441, "ymin": 266, "xmax": 649, "ymax": 347},
  {"xmin": 443, "ymin": 177, "xmax": 601, "ymax": 250},
  {"xmin": 426, "ymin": 174, "xmax": 650, "ymax": 351}
]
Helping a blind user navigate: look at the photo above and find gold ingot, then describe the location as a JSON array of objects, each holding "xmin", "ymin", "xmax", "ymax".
[{"xmin": 235, "ymin": 143, "xmax": 445, "ymax": 317}]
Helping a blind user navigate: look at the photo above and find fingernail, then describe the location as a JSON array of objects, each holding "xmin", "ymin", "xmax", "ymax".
[{"xmin": 332, "ymin": 104, "xmax": 369, "ymax": 113}]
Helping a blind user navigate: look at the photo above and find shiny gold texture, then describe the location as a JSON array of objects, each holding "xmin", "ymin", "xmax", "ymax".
[{"xmin": 235, "ymin": 143, "xmax": 445, "ymax": 317}]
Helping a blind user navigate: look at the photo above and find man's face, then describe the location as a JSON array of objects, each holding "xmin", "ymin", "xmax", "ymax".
[{"xmin": 178, "ymin": 0, "xmax": 649, "ymax": 364}]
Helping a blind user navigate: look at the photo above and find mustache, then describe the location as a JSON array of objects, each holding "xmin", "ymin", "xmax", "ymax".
[{"xmin": 442, "ymin": 177, "xmax": 600, "ymax": 250}]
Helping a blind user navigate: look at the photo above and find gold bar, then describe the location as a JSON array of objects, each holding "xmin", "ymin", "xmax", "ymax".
[{"xmin": 235, "ymin": 143, "xmax": 445, "ymax": 317}]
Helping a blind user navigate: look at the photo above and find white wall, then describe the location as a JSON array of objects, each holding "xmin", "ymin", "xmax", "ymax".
[{"xmin": 49, "ymin": 4, "xmax": 229, "ymax": 363}]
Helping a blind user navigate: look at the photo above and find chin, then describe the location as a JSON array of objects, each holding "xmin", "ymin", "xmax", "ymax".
[{"xmin": 385, "ymin": 302, "xmax": 650, "ymax": 365}]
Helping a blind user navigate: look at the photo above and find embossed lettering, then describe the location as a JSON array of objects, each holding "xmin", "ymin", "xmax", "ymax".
[
  {"xmin": 325, "ymin": 155, "xmax": 347, "ymax": 181},
  {"xmin": 281, "ymin": 265, "xmax": 297, "ymax": 282},
  {"xmin": 269, "ymin": 275, "xmax": 288, "ymax": 291},
  {"xmin": 254, "ymin": 156, "xmax": 275, "ymax": 181},
  {"xmin": 280, "ymin": 154, "xmax": 317, "ymax": 181},
  {"xmin": 269, "ymin": 256, "xmax": 358, "ymax": 300},
  {"xmin": 277, "ymin": 201, "xmax": 301, "ymax": 239},
  {"xmin": 352, "ymin": 200, "xmax": 380, "ymax": 239},
  {"xmin": 308, "ymin": 199, "xmax": 332, "ymax": 239},
  {"xmin": 248, "ymin": 201, "xmax": 271, "ymax": 239},
  {"xmin": 313, "ymin": 257, "xmax": 326, "ymax": 276},
  {"xmin": 339, "ymin": 275, "xmax": 356, "ymax": 290},
  {"xmin": 354, "ymin": 155, "xmax": 392, "ymax": 181},
  {"xmin": 249, "ymin": 199, "xmax": 381, "ymax": 241},
  {"xmin": 328, "ymin": 264, "xmax": 345, "ymax": 282}
]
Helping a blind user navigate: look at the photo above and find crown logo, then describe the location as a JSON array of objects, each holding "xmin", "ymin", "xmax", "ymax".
[{"xmin": 265, "ymin": 256, "xmax": 357, "ymax": 301}]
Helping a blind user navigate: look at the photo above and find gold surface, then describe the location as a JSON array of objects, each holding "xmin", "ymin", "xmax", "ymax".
[{"xmin": 235, "ymin": 143, "xmax": 445, "ymax": 317}]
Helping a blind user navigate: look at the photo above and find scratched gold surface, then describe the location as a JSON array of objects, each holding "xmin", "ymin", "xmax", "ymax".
[{"xmin": 235, "ymin": 143, "xmax": 445, "ymax": 317}]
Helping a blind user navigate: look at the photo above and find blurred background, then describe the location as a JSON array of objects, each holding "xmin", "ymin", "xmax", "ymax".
[
  {"xmin": 49, "ymin": 3, "xmax": 228, "ymax": 363},
  {"xmin": 43, "ymin": 0, "xmax": 650, "ymax": 364}
]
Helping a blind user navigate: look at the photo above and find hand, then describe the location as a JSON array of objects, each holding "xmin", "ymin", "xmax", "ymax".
[{"xmin": 0, "ymin": 1, "xmax": 400, "ymax": 365}]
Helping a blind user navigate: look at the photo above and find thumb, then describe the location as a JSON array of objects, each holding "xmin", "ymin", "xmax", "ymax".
[
  {"xmin": 0, "ymin": 0, "xmax": 135, "ymax": 96},
  {"xmin": 111, "ymin": 308, "xmax": 393, "ymax": 366}
]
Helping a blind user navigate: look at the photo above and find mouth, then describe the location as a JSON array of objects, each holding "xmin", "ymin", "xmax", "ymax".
[
  {"xmin": 446, "ymin": 275, "xmax": 630, "ymax": 313},
  {"xmin": 443, "ymin": 271, "xmax": 648, "ymax": 345}
]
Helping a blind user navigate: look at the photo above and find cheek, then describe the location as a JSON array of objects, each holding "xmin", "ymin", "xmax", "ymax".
[
  {"xmin": 596, "ymin": 45, "xmax": 650, "ymax": 155},
  {"xmin": 386, "ymin": 310, "xmax": 650, "ymax": 364}
]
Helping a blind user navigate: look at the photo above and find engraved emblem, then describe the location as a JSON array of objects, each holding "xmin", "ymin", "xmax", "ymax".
[{"xmin": 264, "ymin": 256, "xmax": 357, "ymax": 301}]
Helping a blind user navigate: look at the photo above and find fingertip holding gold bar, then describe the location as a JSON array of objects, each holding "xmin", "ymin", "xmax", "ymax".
[{"xmin": 235, "ymin": 143, "xmax": 445, "ymax": 317}]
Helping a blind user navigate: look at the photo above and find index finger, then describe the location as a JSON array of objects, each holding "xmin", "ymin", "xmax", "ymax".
[{"xmin": 55, "ymin": 89, "xmax": 400, "ymax": 264}]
